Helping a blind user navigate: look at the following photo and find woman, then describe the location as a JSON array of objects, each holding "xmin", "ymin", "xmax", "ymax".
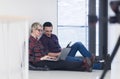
[{"xmin": 29, "ymin": 22, "xmax": 92, "ymax": 72}]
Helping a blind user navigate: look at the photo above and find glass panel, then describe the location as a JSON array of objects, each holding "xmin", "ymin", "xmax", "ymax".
[
  {"xmin": 96, "ymin": 0, "xmax": 99, "ymax": 56},
  {"xmin": 58, "ymin": 26, "xmax": 88, "ymax": 48},
  {"xmin": 58, "ymin": 0, "xmax": 88, "ymax": 56},
  {"xmin": 58, "ymin": 0, "xmax": 88, "ymax": 25}
]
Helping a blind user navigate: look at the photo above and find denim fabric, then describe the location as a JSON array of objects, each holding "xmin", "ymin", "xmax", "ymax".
[{"xmin": 66, "ymin": 42, "xmax": 92, "ymax": 63}]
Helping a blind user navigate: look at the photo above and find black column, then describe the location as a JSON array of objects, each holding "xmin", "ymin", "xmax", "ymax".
[
  {"xmin": 99, "ymin": 0, "xmax": 108, "ymax": 59},
  {"xmin": 88, "ymin": 0, "xmax": 96, "ymax": 54}
]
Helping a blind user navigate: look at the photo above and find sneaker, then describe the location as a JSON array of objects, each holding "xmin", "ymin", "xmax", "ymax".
[{"xmin": 83, "ymin": 57, "xmax": 92, "ymax": 72}]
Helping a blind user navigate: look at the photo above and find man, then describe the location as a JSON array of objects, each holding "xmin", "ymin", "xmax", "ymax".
[
  {"xmin": 29, "ymin": 22, "xmax": 92, "ymax": 72},
  {"xmin": 40, "ymin": 22, "xmax": 95, "ymax": 70}
]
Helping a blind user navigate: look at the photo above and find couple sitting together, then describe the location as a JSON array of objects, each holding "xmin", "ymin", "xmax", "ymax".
[{"xmin": 29, "ymin": 22, "xmax": 95, "ymax": 72}]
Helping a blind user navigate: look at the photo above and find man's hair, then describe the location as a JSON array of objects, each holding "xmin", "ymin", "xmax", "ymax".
[
  {"xmin": 31, "ymin": 22, "xmax": 41, "ymax": 33},
  {"xmin": 43, "ymin": 22, "xmax": 53, "ymax": 29}
]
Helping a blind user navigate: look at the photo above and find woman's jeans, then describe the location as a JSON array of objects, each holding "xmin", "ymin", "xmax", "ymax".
[{"xmin": 66, "ymin": 42, "xmax": 92, "ymax": 63}]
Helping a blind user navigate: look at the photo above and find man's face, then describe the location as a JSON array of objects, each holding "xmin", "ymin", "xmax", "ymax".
[{"xmin": 44, "ymin": 26, "xmax": 53, "ymax": 37}]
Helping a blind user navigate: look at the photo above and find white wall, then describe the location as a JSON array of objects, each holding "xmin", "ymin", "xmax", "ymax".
[
  {"xmin": 0, "ymin": 0, "xmax": 57, "ymax": 34},
  {"xmin": 108, "ymin": 0, "xmax": 120, "ymax": 79},
  {"xmin": 0, "ymin": 20, "xmax": 29, "ymax": 79},
  {"xmin": 108, "ymin": 0, "xmax": 120, "ymax": 54},
  {"xmin": 0, "ymin": 0, "xmax": 57, "ymax": 79}
]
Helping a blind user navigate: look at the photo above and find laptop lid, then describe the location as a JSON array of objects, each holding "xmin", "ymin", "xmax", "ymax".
[
  {"xmin": 66, "ymin": 41, "xmax": 72, "ymax": 48},
  {"xmin": 59, "ymin": 48, "xmax": 71, "ymax": 60}
]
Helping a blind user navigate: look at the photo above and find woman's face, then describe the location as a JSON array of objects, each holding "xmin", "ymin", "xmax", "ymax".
[{"xmin": 35, "ymin": 26, "xmax": 43, "ymax": 38}]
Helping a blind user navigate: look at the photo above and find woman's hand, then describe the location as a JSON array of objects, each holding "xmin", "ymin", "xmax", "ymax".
[
  {"xmin": 40, "ymin": 55, "xmax": 57, "ymax": 60},
  {"xmin": 48, "ymin": 52, "xmax": 61, "ymax": 57}
]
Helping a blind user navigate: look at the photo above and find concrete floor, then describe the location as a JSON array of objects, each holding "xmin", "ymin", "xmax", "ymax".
[{"xmin": 29, "ymin": 70, "xmax": 111, "ymax": 79}]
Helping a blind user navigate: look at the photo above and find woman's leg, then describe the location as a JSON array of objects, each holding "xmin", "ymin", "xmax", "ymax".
[{"xmin": 34, "ymin": 60, "xmax": 86, "ymax": 71}]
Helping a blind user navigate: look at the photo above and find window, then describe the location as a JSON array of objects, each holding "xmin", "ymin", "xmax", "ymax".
[{"xmin": 58, "ymin": 0, "xmax": 88, "ymax": 56}]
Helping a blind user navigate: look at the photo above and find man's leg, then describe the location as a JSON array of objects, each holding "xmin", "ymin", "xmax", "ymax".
[
  {"xmin": 66, "ymin": 42, "xmax": 91, "ymax": 62},
  {"xmin": 66, "ymin": 56, "xmax": 83, "ymax": 63},
  {"xmin": 67, "ymin": 42, "xmax": 95, "ymax": 69},
  {"xmin": 68, "ymin": 42, "xmax": 91, "ymax": 58}
]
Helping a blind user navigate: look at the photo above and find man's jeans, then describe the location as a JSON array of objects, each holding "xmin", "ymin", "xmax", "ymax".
[{"xmin": 66, "ymin": 42, "xmax": 92, "ymax": 63}]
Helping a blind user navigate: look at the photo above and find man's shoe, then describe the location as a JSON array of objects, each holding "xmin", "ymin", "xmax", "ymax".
[
  {"xmin": 91, "ymin": 53, "xmax": 95, "ymax": 67},
  {"xmin": 83, "ymin": 57, "xmax": 92, "ymax": 72}
]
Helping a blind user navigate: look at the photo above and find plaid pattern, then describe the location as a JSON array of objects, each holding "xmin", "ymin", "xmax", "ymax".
[{"xmin": 29, "ymin": 35, "xmax": 46, "ymax": 63}]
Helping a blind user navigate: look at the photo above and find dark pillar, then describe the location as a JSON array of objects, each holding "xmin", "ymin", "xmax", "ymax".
[
  {"xmin": 88, "ymin": 0, "xmax": 96, "ymax": 54},
  {"xmin": 99, "ymin": 0, "xmax": 108, "ymax": 59}
]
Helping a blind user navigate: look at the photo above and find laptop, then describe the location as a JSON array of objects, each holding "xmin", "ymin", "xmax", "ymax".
[
  {"xmin": 45, "ymin": 42, "xmax": 71, "ymax": 61},
  {"xmin": 58, "ymin": 41, "xmax": 71, "ymax": 60},
  {"xmin": 58, "ymin": 47, "xmax": 71, "ymax": 60},
  {"xmin": 66, "ymin": 41, "xmax": 72, "ymax": 48}
]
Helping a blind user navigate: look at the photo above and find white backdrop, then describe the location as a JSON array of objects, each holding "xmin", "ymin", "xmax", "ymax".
[
  {"xmin": 0, "ymin": 20, "xmax": 28, "ymax": 79},
  {"xmin": 108, "ymin": 0, "xmax": 120, "ymax": 79}
]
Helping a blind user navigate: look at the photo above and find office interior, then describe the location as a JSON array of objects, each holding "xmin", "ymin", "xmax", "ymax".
[{"xmin": 0, "ymin": 0, "xmax": 120, "ymax": 79}]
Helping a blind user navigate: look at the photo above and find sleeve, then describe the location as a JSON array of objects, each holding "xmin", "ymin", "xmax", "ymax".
[
  {"xmin": 29, "ymin": 38, "xmax": 43, "ymax": 62},
  {"xmin": 29, "ymin": 39, "xmax": 35, "ymax": 62},
  {"xmin": 54, "ymin": 35, "xmax": 61, "ymax": 49},
  {"xmin": 40, "ymin": 36, "xmax": 49, "ymax": 53}
]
